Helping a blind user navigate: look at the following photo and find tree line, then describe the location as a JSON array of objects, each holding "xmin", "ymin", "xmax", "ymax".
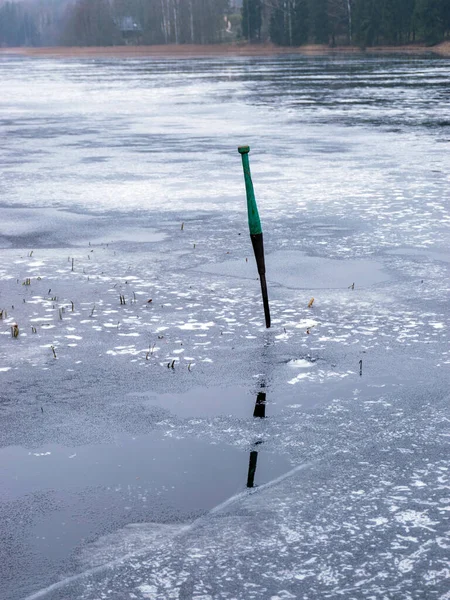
[
  {"xmin": 0, "ymin": 0, "xmax": 231, "ymax": 46},
  {"xmin": 0, "ymin": 0, "xmax": 448, "ymax": 47},
  {"xmin": 245, "ymin": 0, "xmax": 450, "ymax": 47}
]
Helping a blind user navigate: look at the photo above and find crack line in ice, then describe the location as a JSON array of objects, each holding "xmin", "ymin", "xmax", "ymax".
[{"xmin": 22, "ymin": 457, "xmax": 322, "ymax": 600}]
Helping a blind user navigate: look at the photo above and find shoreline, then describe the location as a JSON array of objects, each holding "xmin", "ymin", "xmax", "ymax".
[{"xmin": 1, "ymin": 41, "xmax": 449, "ymax": 59}]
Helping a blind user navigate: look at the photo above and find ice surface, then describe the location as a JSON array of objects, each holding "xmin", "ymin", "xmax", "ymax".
[
  {"xmin": 0, "ymin": 54, "xmax": 449, "ymax": 600},
  {"xmin": 198, "ymin": 251, "xmax": 391, "ymax": 289}
]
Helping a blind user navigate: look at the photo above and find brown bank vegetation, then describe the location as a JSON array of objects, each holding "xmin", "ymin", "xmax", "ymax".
[{"xmin": 1, "ymin": 42, "xmax": 450, "ymax": 59}]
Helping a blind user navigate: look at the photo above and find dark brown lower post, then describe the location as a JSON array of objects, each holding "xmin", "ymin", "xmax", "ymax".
[{"xmin": 250, "ymin": 233, "xmax": 271, "ymax": 329}]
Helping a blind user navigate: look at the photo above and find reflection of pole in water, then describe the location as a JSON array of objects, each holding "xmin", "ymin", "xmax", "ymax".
[
  {"xmin": 253, "ymin": 391, "xmax": 266, "ymax": 418},
  {"xmin": 247, "ymin": 450, "xmax": 258, "ymax": 488},
  {"xmin": 248, "ymin": 385, "xmax": 267, "ymax": 487}
]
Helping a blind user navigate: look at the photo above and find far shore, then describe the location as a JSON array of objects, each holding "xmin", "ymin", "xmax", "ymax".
[{"xmin": 1, "ymin": 41, "xmax": 450, "ymax": 59}]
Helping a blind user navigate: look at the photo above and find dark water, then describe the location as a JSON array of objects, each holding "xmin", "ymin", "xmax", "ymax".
[{"xmin": 1, "ymin": 431, "xmax": 288, "ymax": 599}]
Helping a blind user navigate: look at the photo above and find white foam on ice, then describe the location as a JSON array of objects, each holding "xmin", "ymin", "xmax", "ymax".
[{"xmin": 288, "ymin": 359, "xmax": 314, "ymax": 368}]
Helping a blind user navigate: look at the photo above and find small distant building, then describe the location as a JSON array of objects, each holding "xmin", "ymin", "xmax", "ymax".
[{"xmin": 116, "ymin": 16, "xmax": 143, "ymax": 45}]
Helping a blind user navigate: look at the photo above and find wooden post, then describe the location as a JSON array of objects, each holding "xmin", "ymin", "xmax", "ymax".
[{"xmin": 238, "ymin": 145, "xmax": 271, "ymax": 329}]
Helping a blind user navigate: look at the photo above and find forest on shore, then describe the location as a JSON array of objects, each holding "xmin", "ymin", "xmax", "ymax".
[{"xmin": 0, "ymin": 0, "xmax": 449, "ymax": 49}]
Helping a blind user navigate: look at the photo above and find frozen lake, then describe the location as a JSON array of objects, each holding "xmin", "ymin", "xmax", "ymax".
[{"xmin": 0, "ymin": 54, "xmax": 449, "ymax": 600}]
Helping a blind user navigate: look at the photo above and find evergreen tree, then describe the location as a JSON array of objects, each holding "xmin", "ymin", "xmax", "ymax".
[
  {"xmin": 242, "ymin": 0, "xmax": 262, "ymax": 42},
  {"xmin": 269, "ymin": 0, "xmax": 287, "ymax": 45},
  {"xmin": 353, "ymin": 0, "xmax": 381, "ymax": 46},
  {"xmin": 292, "ymin": 0, "xmax": 309, "ymax": 45},
  {"xmin": 327, "ymin": 0, "xmax": 349, "ymax": 45},
  {"xmin": 62, "ymin": 0, "xmax": 119, "ymax": 46},
  {"xmin": 308, "ymin": 0, "xmax": 329, "ymax": 43},
  {"xmin": 413, "ymin": 0, "xmax": 445, "ymax": 43}
]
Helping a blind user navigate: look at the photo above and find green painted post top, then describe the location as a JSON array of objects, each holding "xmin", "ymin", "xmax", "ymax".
[
  {"xmin": 238, "ymin": 145, "xmax": 262, "ymax": 236},
  {"xmin": 238, "ymin": 146, "xmax": 250, "ymax": 155}
]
